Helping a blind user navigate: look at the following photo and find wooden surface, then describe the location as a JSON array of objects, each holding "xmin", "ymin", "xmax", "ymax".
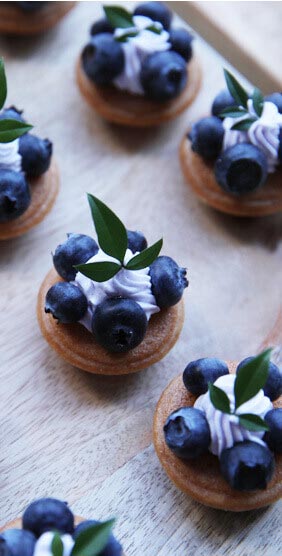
[{"xmin": 0, "ymin": 2, "xmax": 282, "ymax": 555}]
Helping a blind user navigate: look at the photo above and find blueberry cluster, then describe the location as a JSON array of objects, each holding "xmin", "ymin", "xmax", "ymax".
[{"xmin": 164, "ymin": 357, "xmax": 282, "ymax": 491}]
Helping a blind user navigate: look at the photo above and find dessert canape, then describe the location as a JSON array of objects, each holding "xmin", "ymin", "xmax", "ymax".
[
  {"xmin": 37, "ymin": 194, "xmax": 187, "ymax": 374},
  {"xmin": 154, "ymin": 350, "xmax": 282, "ymax": 510},
  {"xmin": 0, "ymin": 497, "xmax": 123, "ymax": 556},
  {"xmin": 0, "ymin": 2, "xmax": 76, "ymax": 35},
  {"xmin": 0, "ymin": 58, "xmax": 59, "ymax": 240},
  {"xmin": 77, "ymin": 2, "xmax": 201, "ymax": 126},
  {"xmin": 180, "ymin": 69, "xmax": 282, "ymax": 216}
]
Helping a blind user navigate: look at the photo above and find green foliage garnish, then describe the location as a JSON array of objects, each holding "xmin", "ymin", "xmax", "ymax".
[
  {"xmin": 75, "ymin": 261, "xmax": 121, "ymax": 282},
  {"xmin": 231, "ymin": 117, "xmax": 257, "ymax": 131},
  {"xmin": 238, "ymin": 414, "xmax": 269, "ymax": 432},
  {"xmin": 223, "ymin": 68, "xmax": 249, "ymax": 109},
  {"xmin": 51, "ymin": 532, "xmax": 64, "ymax": 556},
  {"xmin": 104, "ymin": 5, "xmax": 134, "ymax": 28},
  {"xmin": 116, "ymin": 30, "xmax": 138, "ymax": 42},
  {"xmin": 125, "ymin": 239, "xmax": 163, "ymax": 270},
  {"xmin": 219, "ymin": 106, "xmax": 248, "ymax": 118},
  {"xmin": 146, "ymin": 23, "xmax": 162, "ymax": 35},
  {"xmin": 0, "ymin": 58, "xmax": 7, "ymax": 111},
  {"xmin": 208, "ymin": 382, "xmax": 231, "ymax": 414},
  {"xmin": 0, "ymin": 119, "xmax": 33, "ymax": 143},
  {"xmin": 252, "ymin": 87, "xmax": 264, "ymax": 117},
  {"xmin": 221, "ymin": 69, "xmax": 266, "ymax": 131},
  {"xmin": 71, "ymin": 519, "xmax": 115, "ymax": 556}
]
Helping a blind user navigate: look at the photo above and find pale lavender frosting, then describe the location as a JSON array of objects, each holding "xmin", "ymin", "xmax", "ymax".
[
  {"xmin": 0, "ymin": 137, "xmax": 22, "ymax": 172},
  {"xmin": 33, "ymin": 532, "xmax": 74, "ymax": 556},
  {"xmin": 194, "ymin": 374, "xmax": 273, "ymax": 456}
]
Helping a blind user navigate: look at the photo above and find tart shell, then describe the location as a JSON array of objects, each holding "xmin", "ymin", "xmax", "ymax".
[
  {"xmin": 37, "ymin": 268, "xmax": 185, "ymax": 375},
  {"xmin": 153, "ymin": 361, "xmax": 282, "ymax": 511},
  {"xmin": 0, "ymin": 2, "xmax": 76, "ymax": 35}
]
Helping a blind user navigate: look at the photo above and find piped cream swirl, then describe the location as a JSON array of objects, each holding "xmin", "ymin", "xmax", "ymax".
[
  {"xmin": 0, "ymin": 137, "xmax": 22, "ymax": 172},
  {"xmin": 34, "ymin": 532, "xmax": 74, "ymax": 556}
]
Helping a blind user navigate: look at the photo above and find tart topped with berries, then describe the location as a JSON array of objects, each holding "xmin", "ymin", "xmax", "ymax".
[
  {"xmin": 37, "ymin": 194, "xmax": 187, "ymax": 374},
  {"xmin": 180, "ymin": 69, "xmax": 282, "ymax": 216},
  {"xmin": 0, "ymin": 2, "xmax": 76, "ymax": 35},
  {"xmin": 77, "ymin": 2, "xmax": 201, "ymax": 126}
]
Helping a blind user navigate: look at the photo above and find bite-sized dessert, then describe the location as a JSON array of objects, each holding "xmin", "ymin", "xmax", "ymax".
[
  {"xmin": 37, "ymin": 194, "xmax": 187, "ymax": 374},
  {"xmin": 0, "ymin": 497, "xmax": 123, "ymax": 556},
  {"xmin": 154, "ymin": 350, "xmax": 282, "ymax": 510},
  {"xmin": 77, "ymin": 2, "xmax": 201, "ymax": 126},
  {"xmin": 180, "ymin": 68, "xmax": 282, "ymax": 216},
  {"xmin": 0, "ymin": 2, "xmax": 76, "ymax": 35},
  {"xmin": 0, "ymin": 59, "xmax": 59, "ymax": 240}
]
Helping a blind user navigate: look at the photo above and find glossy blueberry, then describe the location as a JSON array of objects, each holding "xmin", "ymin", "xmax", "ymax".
[
  {"xmin": 140, "ymin": 51, "xmax": 187, "ymax": 101},
  {"xmin": 264, "ymin": 92, "xmax": 282, "ymax": 114},
  {"xmin": 92, "ymin": 298, "xmax": 147, "ymax": 353},
  {"xmin": 0, "ymin": 105, "xmax": 25, "ymax": 123},
  {"xmin": 164, "ymin": 407, "xmax": 210, "ymax": 459},
  {"xmin": 0, "ymin": 529, "xmax": 36, "ymax": 556},
  {"xmin": 0, "ymin": 170, "xmax": 30, "ymax": 222},
  {"xmin": 74, "ymin": 520, "xmax": 122, "ymax": 556},
  {"xmin": 23, "ymin": 498, "xmax": 74, "ymax": 538},
  {"xmin": 183, "ymin": 358, "xmax": 229, "ymax": 396},
  {"xmin": 53, "ymin": 233, "xmax": 98, "ymax": 281},
  {"xmin": 169, "ymin": 27, "xmax": 193, "ymax": 62},
  {"xmin": 134, "ymin": 2, "xmax": 172, "ymax": 30},
  {"xmin": 211, "ymin": 89, "xmax": 236, "ymax": 118},
  {"xmin": 188, "ymin": 116, "xmax": 224, "ymax": 160},
  {"xmin": 149, "ymin": 256, "xmax": 188, "ymax": 308},
  {"xmin": 127, "ymin": 229, "xmax": 147, "ymax": 253},
  {"xmin": 220, "ymin": 440, "xmax": 275, "ymax": 491},
  {"xmin": 45, "ymin": 282, "xmax": 88, "ymax": 323},
  {"xmin": 214, "ymin": 143, "xmax": 268, "ymax": 195},
  {"xmin": 19, "ymin": 134, "xmax": 52, "ymax": 178},
  {"xmin": 264, "ymin": 409, "xmax": 282, "ymax": 453},
  {"xmin": 82, "ymin": 34, "xmax": 124, "ymax": 86},
  {"xmin": 90, "ymin": 17, "xmax": 114, "ymax": 36},
  {"xmin": 237, "ymin": 357, "xmax": 282, "ymax": 401}
]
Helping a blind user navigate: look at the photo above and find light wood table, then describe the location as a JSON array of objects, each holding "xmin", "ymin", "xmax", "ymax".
[{"xmin": 0, "ymin": 2, "xmax": 282, "ymax": 555}]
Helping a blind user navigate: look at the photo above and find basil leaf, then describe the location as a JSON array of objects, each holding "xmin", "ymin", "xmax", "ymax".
[
  {"xmin": 75, "ymin": 261, "xmax": 121, "ymax": 282},
  {"xmin": 71, "ymin": 519, "xmax": 115, "ymax": 556},
  {"xmin": 252, "ymin": 87, "xmax": 264, "ymax": 117},
  {"xmin": 87, "ymin": 194, "xmax": 128, "ymax": 263},
  {"xmin": 104, "ymin": 6, "xmax": 134, "ymax": 28},
  {"xmin": 238, "ymin": 414, "xmax": 269, "ymax": 432},
  {"xmin": 125, "ymin": 238, "xmax": 163, "ymax": 270},
  {"xmin": 0, "ymin": 58, "xmax": 7, "ymax": 111},
  {"xmin": 208, "ymin": 383, "xmax": 231, "ymax": 414},
  {"xmin": 219, "ymin": 107, "xmax": 248, "ymax": 118},
  {"xmin": 223, "ymin": 69, "xmax": 249, "ymax": 109},
  {"xmin": 235, "ymin": 348, "xmax": 272, "ymax": 410},
  {"xmin": 0, "ymin": 118, "xmax": 32, "ymax": 143},
  {"xmin": 51, "ymin": 533, "xmax": 64, "ymax": 556},
  {"xmin": 231, "ymin": 117, "xmax": 256, "ymax": 131}
]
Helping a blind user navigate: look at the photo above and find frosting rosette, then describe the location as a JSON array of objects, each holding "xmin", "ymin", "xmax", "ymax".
[{"xmin": 0, "ymin": 136, "xmax": 22, "ymax": 172}]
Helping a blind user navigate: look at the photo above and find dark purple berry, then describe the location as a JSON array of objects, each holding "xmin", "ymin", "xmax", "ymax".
[
  {"xmin": 23, "ymin": 498, "xmax": 74, "ymax": 538},
  {"xmin": 164, "ymin": 407, "xmax": 211, "ymax": 459},
  {"xmin": 220, "ymin": 441, "xmax": 275, "ymax": 491},
  {"xmin": 45, "ymin": 282, "xmax": 88, "ymax": 323},
  {"xmin": 149, "ymin": 256, "xmax": 188, "ymax": 308},
  {"xmin": 183, "ymin": 358, "xmax": 229, "ymax": 396},
  {"xmin": 0, "ymin": 169, "xmax": 30, "ymax": 222},
  {"xmin": 214, "ymin": 143, "xmax": 268, "ymax": 195}
]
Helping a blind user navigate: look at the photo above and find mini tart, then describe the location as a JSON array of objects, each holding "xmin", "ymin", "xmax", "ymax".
[
  {"xmin": 76, "ymin": 56, "xmax": 201, "ymax": 127},
  {"xmin": 153, "ymin": 361, "xmax": 282, "ymax": 511},
  {"xmin": 0, "ymin": 159, "xmax": 59, "ymax": 240},
  {"xmin": 179, "ymin": 135, "xmax": 282, "ymax": 217},
  {"xmin": 0, "ymin": 2, "xmax": 76, "ymax": 35},
  {"xmin": 37, "ymin": 268, "xmax": 185, "ymax": 375}
]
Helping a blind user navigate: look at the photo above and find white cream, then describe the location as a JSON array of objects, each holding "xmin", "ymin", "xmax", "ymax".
[
  {"xmin": 113, "ymin": 15, "xmax": 170, "ymax": 95},
  {"xmin": 0, "ymin": 137, "xmax": 22, "ymax": 172},
  {"xmin": 194, "ymin": 374, "xmax": 273, "ymax": 456},
  {"xmin": 75, "ymin": 248, "xmax": 159, "ymax": 332},
  {"xmin": 33, "ymin": 532, "xmax": 74, "ymax": 556}
]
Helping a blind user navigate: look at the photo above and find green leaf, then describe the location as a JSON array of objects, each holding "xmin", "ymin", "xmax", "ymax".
[
  {"xmin": 115, "ymin": 30, "xmax": 138, "ymax": 42},
  {"xmin": 75, "ymin": 261, "xmax": 121, "ymax": 282},
  {"xmin": 125, "ymin": 238, "xmax": 163, "ymax": 270},
  {"xmin": 231, "ymin": 117, "xmax": 257, "ymax": 131},
  {"xmin": 71, "ymin": 519, "xmax": 115, "ymax": 556},
  {"xmin": 0, "ymin": 58, "xmax": 7, "ymax": 111},
  {"xmin": 234, "ymin": 348, "xmax": 272, "ymax": 410},
  {"xmin": 104, "ymin": 5, "xmax": 134, "ymax": 28},
  {"xmin": 87, "ymin": 194, "xmax": 128, "ymax": 263},
  {"xmin": 0, "ymin": 119, "xmax": 32, "ymax": 143},
  {"xmin": 252, "ymin": 87, "xmax": 264, "ymax": 117},
  {"xmin": 223, "ymin": 68, "xmax": 249, "ymax": 109},
  {"xmin": 238, "ymin": 414, "xmax": 269, "ymax": 432},
  {"xmin": 51, "ymin": 532, "xmax": 64, "ymax": 556},
  {"xmin": 208, "ymin": 383, "xmax": 231, "ymax": 414},
  {"xmin": 146, "ymin": 23, "xmax": 162, "ymax": 35},
  {"xmin": 219, "ymin": 106, "xmax": 248, "ymax": 118}
]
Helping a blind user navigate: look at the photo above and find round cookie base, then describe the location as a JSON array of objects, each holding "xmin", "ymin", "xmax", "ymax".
[
  {"xmin": 153, "ymin": 361, "xmax": 282, "ymax": 511},
  {"xmin": 0, "ymin": 2, "xmax": 76, "ymax": 35},
  {"xmin": 76, "ymin": 56, "xmax": 202, "ymax": 127},
  {"xmin": 179, "ymin": 136, "xmax": 282, "ymax": 217},
  {"xmin": 0, "ymin": 159, "xmax": 59, "ymax": 240},
  {"xmin": 37, "ymin": 268, "xmax": 185, "ymax": 375}
]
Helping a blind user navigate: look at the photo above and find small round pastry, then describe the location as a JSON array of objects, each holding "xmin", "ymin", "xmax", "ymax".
[
  {"xmin": 0, "ymin": 497, "xmax": 123, "ymax": 556},
  {"xmin": 154, "ymin": 352, "xmax": 282, "ymax": 510},
  {"xmin": 0, "ymin": 2, "xmax": 76, "ymax": 35},
  {"xmin": 180, "ymin": 69, "xmax": 282, "ymax": 216},
  {"xmin": 77, "ymin": 2, "xmax": 201, "ymax": 126},
  {"xmin": 37, "ymin": 194, "xmax": 187, "ymax": 375}
]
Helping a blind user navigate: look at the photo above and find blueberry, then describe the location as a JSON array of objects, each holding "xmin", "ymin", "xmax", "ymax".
[
  {"xmin": 92, "ymin": 298, "xmax": 147, "ymax": 353},
  {"xmin": 45, "ymin": 282, "xmax": 88, "ymax": 323},
  {"xmin": 220, "ymin": 440, "xmax": 275, "ymax": 491},
  {"xmin": 264, "ymin": 409, "xmax": 282, "ymax": 453},
  {"xmin": 19, "ymin": 134, "xmax": 52, "ymax": 178},
  {"xmin": 264, "ymin": 92, "xmax": 282, "ymax": 114},
  {"xmin": 134, "ymin": 1, "xmax": 172, "ymax": 30},
  {"xmin": 237, "ymin": 357, "xmax": 282, "ymax": 401},
  {"xmin": 211, "ymin": 89, "xmax": 236, "ymax": 118},
  {"xmin": 0, "ymin": 106, "xmax": 25, "ymax": 123},
  {"xmin": 127, "ymin": 230, "xmax": 147, "ymax": 253},
  {"xmin": 188, "ymin": 116, "xmax": 224, "ymax": 160},
  {"xmin": 74, "ymin": 521, "xmax": 122, "ymax": 556},
  {"xmin": 82, "ymin": 34, "xmax": 124, "ymax": 86},
  {"xmin": 90, "ymin": 17, "xmax": 114, "ymax": 36},
  {"xmin": 149, "ymin": 256, "xmax": 188, "ymax": 308},
  {"xmin": 183, "ymin": 358, "xmax": 229, "ymax": 396},
  {"xmin": 53, "ymin": 233, "xmax": 98, "ymax": 282},
  {"xmin": 214, "ymin": 143, "xmax": 268, "ymax": 195},
  {"xmin": 23, "ymin": 498, "xmax": 74, "ymax": 538},
  {"xmin": 140, "ymin": 51, "xmax": 187, "ymax": 101},
  {"xmin": 0, "ymin": 169, "xmax": 30, "ymax": 222},
  {"xmin": 169, "ymin": 27, "xmax": 193, "ymax": 62},
  {"xmin": 164, "ymin": 407, "xmax": 210, "ymax": 459},
  {"xmin": 0, "ymin": 529, "xmax": 36, "ymax": 556}
]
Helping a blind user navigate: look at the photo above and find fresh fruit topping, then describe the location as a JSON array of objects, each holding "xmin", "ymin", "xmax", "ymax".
[
  {"xmin": 74, "ymin": 520, "xmax": 122, "ymax": 556},
  {"xmin": 183, "ymin": 358, "xmax": 229, "ymax": 396},
  {"xmin": 133, "ymin": 1, "xmax": 172, "ymax": 30},
  {"xmin": 90, "ymin": 17, "xmax": 114, "ymax": 36},
  {"xmin": 22, "ymin": 498, "xmax": 74, "ymax": 538},
  {"xmin": 169, "ymin": 27, "xmax": 193, "ymax": 62},
  {"xmin": 82, "ymin": 33, "xmax": 125, "ymax": 85},
  {"xmin": 53, "ymin": 233, "xmax": 98, "ymax": 282},
  {"xmin": 237, "ymin": 357, "xmax": 282, "ymax": 401},
  {"xmin": 0, "ymin": 529, "xmax": 36, "ymax": 556},
  {"xmin": 211, "ymin": 89, "xmax": 236, "ymax": 118},
  {"xmin": 149, "ymin": 256, "xmax": 188, "ymax": 308},
  {"xmin": 264, "ymin": 408, "xmax": 282, "ymax": 453},
  {"xmin": 214, "ymin": 143, "xmax": 268, "ymax": 194},
  {"xmin": 0, "ymin": 169, "xmax": 30, "ymax": 222},
  {"xmin": 220, "ymin": 440, "xmax": 275, "ymax": 491},
  {"xmin": 0, "ymin": 106, "xmax": 25, "ymax": 123},
  {"xmin": 45, "ymin": 282, "xmax": 88, "ymax": 323},
  {"xmin": 140, "ymin": 51, "xmax": 187, "ymax": 101},
  {"xmin": 164, "ymin": 407, "xmax": 211, "ymax": 459},
  {"xmin": 19, "ymin": 134, "xmax": 52, "ymax": 178},
  {"xmin": 264, "ymin": 92, "xmax": 282, "ymax": 114},
  {"xmin": 188, "ymin": 116, "xmax": 224, "ymax": 159},
  {"xmin": 127, "ymin": 229, "xmax": 147, "ymax": 253}
]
